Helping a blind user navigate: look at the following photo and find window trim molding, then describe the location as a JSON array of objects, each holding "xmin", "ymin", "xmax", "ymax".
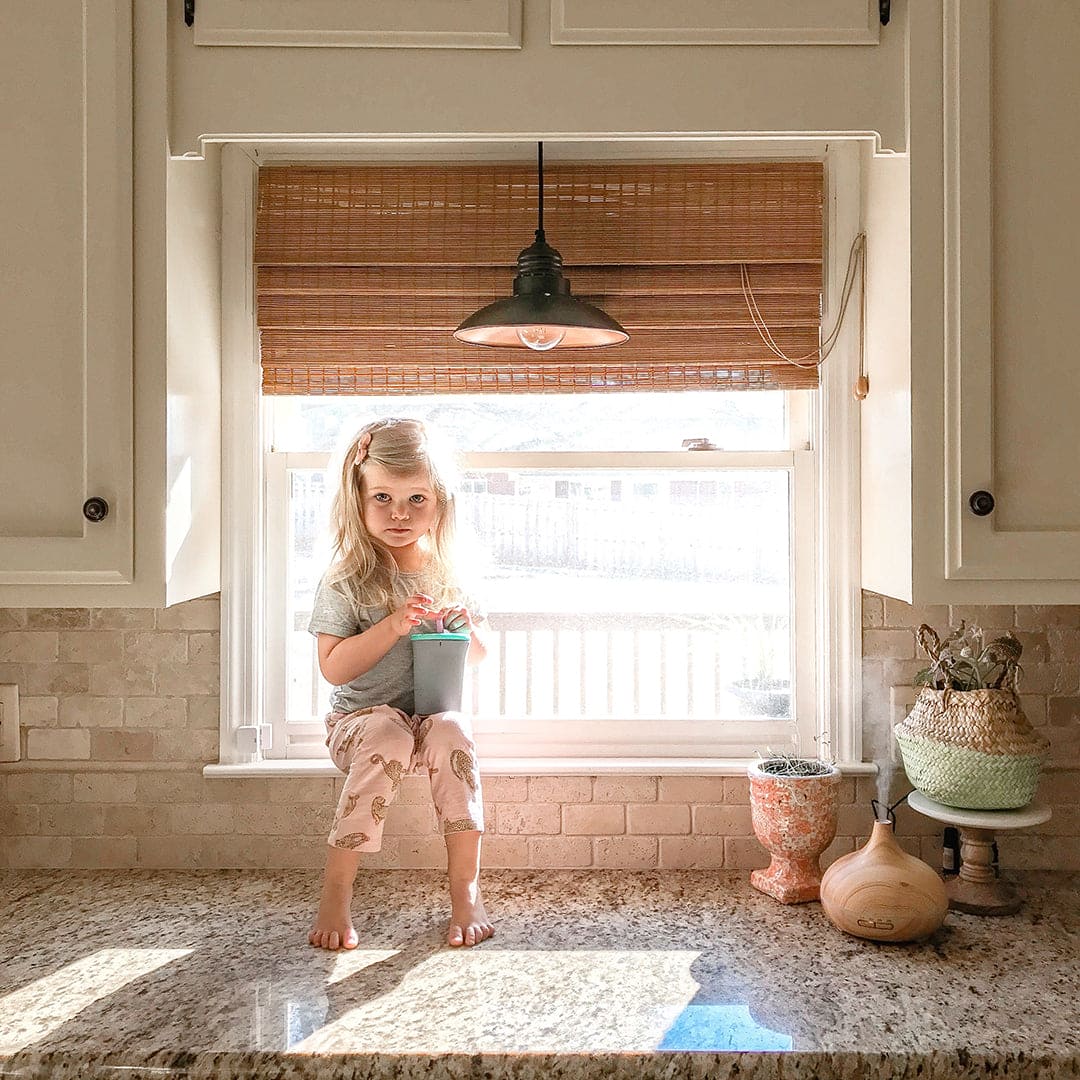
[
  {"xmin": 219, "ymin": 138, "xmax": 864, "ymax": 768},
  {"xmin": 220, "ymin": 144, "xmax": 266, "ymax": 763},
  {"xmin": 819, "ymin": 139, "xmax": 864, "ymax": 765}
]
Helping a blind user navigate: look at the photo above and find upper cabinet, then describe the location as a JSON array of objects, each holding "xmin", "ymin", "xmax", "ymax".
[
  {"xmin": 862, "ymin": 0, "xmax": 1080, "ymax": 604},
  {"xmin": 550, "ymin": 0, "xmax": 881, "ymax": 45},
  {"xmin": 167, "ymin": 1, "xmax": 905, "ymax": 157},
  {"xmin": 947, "ymin": 2, "xmax": 1080, "ymax": 588},
  {"xmin": 0, "ymin": 2, "xmax": 133, "ymax": 589},
  {"xmin": 0, "ymin": 1, "xmax": 221, "ymax": 608},
  {"xmin": 192, "ymin": 0, "xmax": 522, "ymax": 48},
  {"xmin": 191, "ymin": 0, "xmax": 877, "ymax": 50}
]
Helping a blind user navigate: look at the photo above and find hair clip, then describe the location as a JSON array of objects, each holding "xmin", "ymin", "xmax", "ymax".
[{"xmin": 353, "ymin": 432, "xmax": 372, "ymax": 467}]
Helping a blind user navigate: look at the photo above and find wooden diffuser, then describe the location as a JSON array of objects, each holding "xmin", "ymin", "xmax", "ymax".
[{"xmin": 820, "ymin": 820, "xmax": 948, "ymax": 942}]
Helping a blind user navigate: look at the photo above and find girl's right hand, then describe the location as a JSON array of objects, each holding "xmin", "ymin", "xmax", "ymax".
[{"xmin": 388, "ymin": 594, "xmax": 434, "ymax": 637}]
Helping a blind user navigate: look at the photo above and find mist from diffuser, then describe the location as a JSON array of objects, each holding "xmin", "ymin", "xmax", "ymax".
[{"xmin": 453, "ymin": 142, "xmax": 628, "ymax": 351}]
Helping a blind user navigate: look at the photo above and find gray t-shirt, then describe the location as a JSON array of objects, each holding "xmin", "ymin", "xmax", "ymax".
[
  {"xmin": 307, "ymin": 572, "xmax": 426, "ymax": 716},
  {"xmin": 308, "ymin": 572, "xmax": 481, "ymax": 717}
]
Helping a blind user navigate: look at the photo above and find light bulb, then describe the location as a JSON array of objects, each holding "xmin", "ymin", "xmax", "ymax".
[{"xmin": 516, "ymin": 325, "xmax": 566, "ymax": 351}]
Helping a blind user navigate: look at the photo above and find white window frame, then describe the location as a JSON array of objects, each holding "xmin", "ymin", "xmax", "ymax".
[
  {"xmin": 214, "ymin": 137, "xmax": 864, "ymax": 776},
  {"xmin": 265, "ymin": 446, "xmax": 815, "ymax": 761}
]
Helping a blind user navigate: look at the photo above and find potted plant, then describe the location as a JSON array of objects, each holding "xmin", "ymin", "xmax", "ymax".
[
  {"xmin": 729, "ymin": 614, "xmax": 791, "ymax": 718},
  {"xmin": 747, "ymin": 750, "xmax": 841, "ymax": 904},
  {"xmin": 893, "ymin": 622, "xmax": 1049, "ymax": 810},
  {"xmin": 730, "ymin": 676, "xmax": 791, "ymax": 718}
]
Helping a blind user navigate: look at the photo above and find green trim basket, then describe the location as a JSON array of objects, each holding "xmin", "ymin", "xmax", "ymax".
[{"xmin": 894, "ymin": 687, "xmax": 1049, "ymax": 810}]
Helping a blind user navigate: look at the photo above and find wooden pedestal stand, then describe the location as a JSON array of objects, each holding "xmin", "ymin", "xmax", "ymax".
[{"xmin": 907, "ymin": 790, "xmax": 1051, "ymax": 915}]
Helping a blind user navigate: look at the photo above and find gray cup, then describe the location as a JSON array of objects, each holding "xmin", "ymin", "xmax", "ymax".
[{"xmin": 411, "ymin": 631, "xmax": 470, "ymax": 715}]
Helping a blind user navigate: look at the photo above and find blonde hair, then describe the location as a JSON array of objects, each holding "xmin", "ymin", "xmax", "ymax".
[{"xmin": 326, "ymin": 417, "xmax": 460, "ymax": 612}]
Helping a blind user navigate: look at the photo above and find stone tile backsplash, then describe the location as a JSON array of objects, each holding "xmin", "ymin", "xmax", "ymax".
[{"xmin": 1, "ymin": 594, "xmax": 1077, "ymax": 869}]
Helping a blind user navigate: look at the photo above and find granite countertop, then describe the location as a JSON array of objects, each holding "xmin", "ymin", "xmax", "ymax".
[{"xmin": 1, "ymin": 869, "xmax": 1077, "ymax": 1080}]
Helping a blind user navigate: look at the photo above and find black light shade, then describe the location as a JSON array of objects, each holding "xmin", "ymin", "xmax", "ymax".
[{"xmin": 454, "ymin": 144, "xmax": 629, "ymax": 351}]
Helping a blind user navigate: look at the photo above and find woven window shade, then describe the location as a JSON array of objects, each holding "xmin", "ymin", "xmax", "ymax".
[{"xmin": 255, "ymin": 162, "xmax": 823, "ymax": 395}]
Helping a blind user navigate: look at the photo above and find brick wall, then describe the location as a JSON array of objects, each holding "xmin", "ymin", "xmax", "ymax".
[{"xmin": 2, "ymin": 594, "xmax": 1077, "ymax": 870}]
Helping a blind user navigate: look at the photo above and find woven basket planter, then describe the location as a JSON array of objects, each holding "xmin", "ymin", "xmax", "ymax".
[{"xmin": 894, "ymin": 687, "xmax": 1049, "ymax": 810}]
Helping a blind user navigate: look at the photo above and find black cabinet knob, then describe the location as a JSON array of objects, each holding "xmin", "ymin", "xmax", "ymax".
[
  {"xmin": 968, "ymin": 490, "xmax": 995, "ymax": 517},
  {"xmin": 82, "ymin": 497, "xmax": 110, "ymax": 523}
]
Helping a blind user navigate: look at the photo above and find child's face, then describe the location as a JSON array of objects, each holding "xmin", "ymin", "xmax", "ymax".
[{"xmin": 360, "ymin": 464, "xmax": 440, "ymax": 554}]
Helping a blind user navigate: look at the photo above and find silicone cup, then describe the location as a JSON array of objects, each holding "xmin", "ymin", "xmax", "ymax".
[{"xmin": 411, "ymin": 631, "xmax": 470, "ymax": 715}]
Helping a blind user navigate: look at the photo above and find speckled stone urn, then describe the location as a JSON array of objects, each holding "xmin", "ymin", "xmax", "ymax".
[{"xmin": 748, "ymin": 761, "xmax": 842, "ymax": 904}]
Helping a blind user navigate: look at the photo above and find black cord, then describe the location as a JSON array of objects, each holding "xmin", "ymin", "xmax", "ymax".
[
  {"xmin": 536, "ymin": 141, "xmax": 545, "ymax": 240},
  {"xmin": 871, "ymin": 792, "xmax": 909, "ymax": 829}
]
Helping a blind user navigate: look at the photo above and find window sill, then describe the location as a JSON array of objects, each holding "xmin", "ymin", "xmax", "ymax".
[{"xmin": 203, "ymin": 758, "xmax": 879, "ymax": 779}]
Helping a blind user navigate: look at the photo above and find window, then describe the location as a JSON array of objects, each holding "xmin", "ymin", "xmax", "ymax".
[
  {"xmin": 221, "ymin": 142, "xmax": 863, "ymax": 770},
  {"xmin": 264, "ymin": 388, "xmax": 817, "ymax": 760}
]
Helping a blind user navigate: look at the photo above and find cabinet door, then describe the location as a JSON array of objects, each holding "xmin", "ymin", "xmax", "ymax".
[
  {"xmin": 552, "ymin": 0, "xmax": 880, "ymax": 45},
  {"xmin": 193, "ymin": 0, "xmax": 521, "ymax": 47},
  {"xmin": 946, "ymin": 1, "xmax": 1080, "ymax": 583},
  {"xmin": 0, "ymin": 1, "xmax": 133, "ymax": 584}
]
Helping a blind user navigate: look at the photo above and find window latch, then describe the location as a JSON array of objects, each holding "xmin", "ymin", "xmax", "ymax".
[{"xmin": 681, "ymin": 437, "xmax": 720, "ymax": 451}]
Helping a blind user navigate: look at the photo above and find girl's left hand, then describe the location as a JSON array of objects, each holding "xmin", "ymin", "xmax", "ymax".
[{"xmin": 440, "ymin": 606, "xmax": 473, "ymax": 634}]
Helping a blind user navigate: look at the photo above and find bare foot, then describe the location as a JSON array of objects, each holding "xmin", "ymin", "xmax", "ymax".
[
  {"xmin": 447, "ymin": 878, "xmax": 494, "ymax": 947},
  {"xmin": 309, "ymin": 873, "xmax": 359, "ymax": 951}
]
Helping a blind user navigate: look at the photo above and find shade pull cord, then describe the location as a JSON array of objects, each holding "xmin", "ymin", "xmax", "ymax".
[
  {"xmin": 853, "ymin": 234, "xmax": 869, "ymax": 399},
  {"xmin": 741, "ymin": 232, "xmax": 867, "ymax": 392}
]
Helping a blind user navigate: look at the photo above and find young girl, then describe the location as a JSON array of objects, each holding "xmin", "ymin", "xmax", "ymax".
[{"xmin": 307, "ymin": 417, "xmax": 493, "ymax": 951}]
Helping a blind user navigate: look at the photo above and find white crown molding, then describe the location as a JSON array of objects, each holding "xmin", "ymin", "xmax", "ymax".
[{"xmin": 181, "ymin": 132, "xmax": 893, "ymax": 163}]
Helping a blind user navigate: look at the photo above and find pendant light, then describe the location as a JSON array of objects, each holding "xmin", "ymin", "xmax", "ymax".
[{"xmin": 453, "ymin": 142, "xmax": 629, "ymax": 351}]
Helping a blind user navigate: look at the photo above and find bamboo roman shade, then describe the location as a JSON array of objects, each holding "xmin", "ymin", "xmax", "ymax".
[{"xmin": 255, "ymin": 161, "xmax": 823, "ymax": 395}]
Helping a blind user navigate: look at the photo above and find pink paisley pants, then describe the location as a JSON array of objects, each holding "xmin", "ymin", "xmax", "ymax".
[{"xmin": 325, "ymin": 704, "xmax": 483, "ymax": 852}]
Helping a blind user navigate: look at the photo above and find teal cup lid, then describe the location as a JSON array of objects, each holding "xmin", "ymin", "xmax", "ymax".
[{"xmin": 410, "ymin": 631, "xmax": 470, "ymax": 641}]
